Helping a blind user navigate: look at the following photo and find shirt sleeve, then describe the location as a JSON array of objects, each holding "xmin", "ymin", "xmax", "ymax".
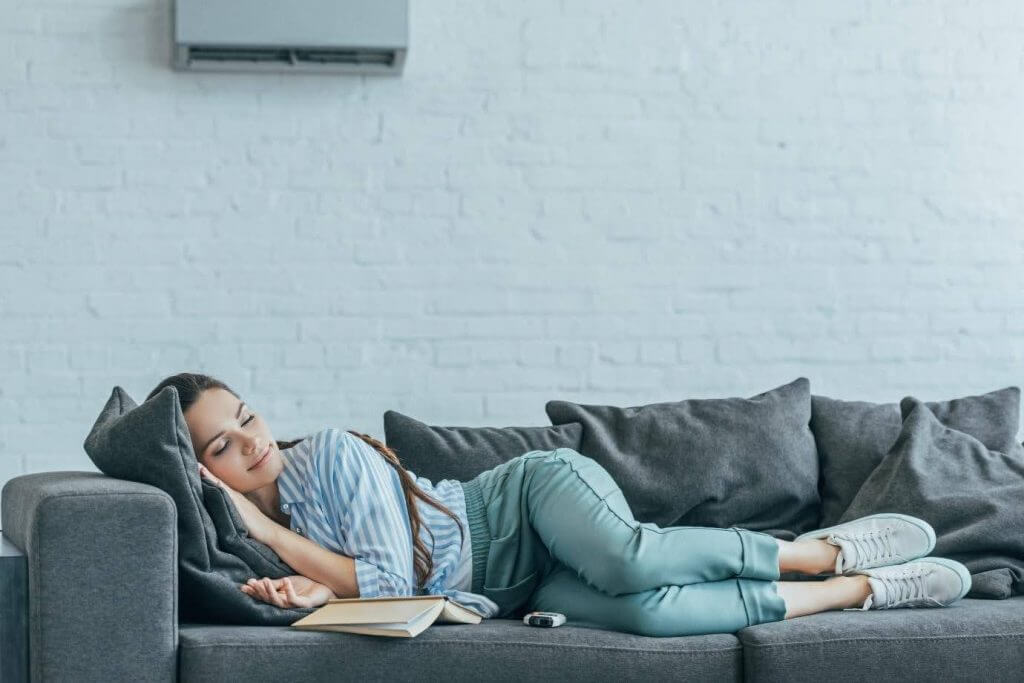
[
  {"xmin": 318, "ymin": 429, "xmax": 417, "ymax": 599},
  {"xmin": 435, "ymin": 588, "xmax": 500, "ymax": 619}
]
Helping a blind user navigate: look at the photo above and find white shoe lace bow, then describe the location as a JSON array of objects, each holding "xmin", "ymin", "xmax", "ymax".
[
  {"xmin": 831, "ymin": 525, "xmax": 898, "ymax": 572},
  {"xmin": 873, "ymin": 565, "xmax": 943, "ymax": 608}
]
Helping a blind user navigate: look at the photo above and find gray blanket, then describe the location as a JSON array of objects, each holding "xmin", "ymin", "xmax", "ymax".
[{"xmin": 839, "ymin": 396, "xmax": 1024, "ymax": 599}]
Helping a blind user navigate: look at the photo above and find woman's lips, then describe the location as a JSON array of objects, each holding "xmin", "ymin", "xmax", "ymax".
[{"xmin": 249, "ymin": 446, "xmax": 271, "ymax": 470}]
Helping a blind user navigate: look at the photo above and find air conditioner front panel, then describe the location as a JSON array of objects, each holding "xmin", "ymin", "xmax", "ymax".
[{"xmin": 175, "ymin": 0, "xmax": 408, "ymax": 50}]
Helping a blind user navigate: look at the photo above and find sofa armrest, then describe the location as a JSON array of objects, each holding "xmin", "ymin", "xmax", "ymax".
[{"xmin": 2, "ymin": 472, "xmax": 177, "ymax": 683}]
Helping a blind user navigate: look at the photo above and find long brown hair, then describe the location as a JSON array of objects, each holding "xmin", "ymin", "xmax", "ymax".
[{"xmin": 147, "ymin": 372, "xmax": 465, "ymax": 591}]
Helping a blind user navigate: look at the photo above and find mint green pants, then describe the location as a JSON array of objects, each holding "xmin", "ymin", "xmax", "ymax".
[{"xmin": 461, "ymin": 448, "xmax": 789, "ymax": 637}]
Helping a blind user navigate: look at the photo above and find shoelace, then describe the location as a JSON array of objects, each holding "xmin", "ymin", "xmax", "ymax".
[
  {"xmin": 835, "ymin": 526, "xmax": 897, "ymax": 568},
  {"xmin": 874, "ymin": 565, "xmax": 938, "ymax": 608}
]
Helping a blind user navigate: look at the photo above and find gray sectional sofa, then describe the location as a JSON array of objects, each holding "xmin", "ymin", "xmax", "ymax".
[
  {"xmin": 3, "ymin": 377, "xmax": 1024, "ymax": 681},
  {"xmin": 3, "ymin": 472, "xmax": 1024, "ymax": 682}
]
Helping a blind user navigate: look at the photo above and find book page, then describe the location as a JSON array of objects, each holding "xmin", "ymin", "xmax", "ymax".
[
  {"xmin": 437, "ymin": 598, "xmax": 484, "ymax": 624},
  {"xmin": 292, "ymin": 596, "xmax": 439, "ymax": 627}
]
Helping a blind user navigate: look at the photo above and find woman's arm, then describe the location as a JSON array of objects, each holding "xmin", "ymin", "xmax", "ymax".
[{"xmin": 267, "ymin": 525, "xmax": 360, "ymax": 599}]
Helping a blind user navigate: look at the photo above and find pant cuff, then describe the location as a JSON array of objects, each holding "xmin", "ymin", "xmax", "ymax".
[
  {"xmin": 737, "ymin": 578, "xmax": 788, "ymax": 626},
  {"xmin": 733, "ymin": 528, "xmax": 781, "ymax": 581}
]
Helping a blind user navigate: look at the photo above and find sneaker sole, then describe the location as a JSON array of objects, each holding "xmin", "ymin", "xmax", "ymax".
[
  {"xmin": 794, "ymin": 512, "xmax": 937, "ymax": 561},
  {"xmin": 905, "ymin": 557, "xmax": 973, "ymax": 604}
]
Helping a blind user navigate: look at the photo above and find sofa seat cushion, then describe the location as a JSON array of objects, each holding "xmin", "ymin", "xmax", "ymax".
[
  {"xmin": 179, "ymin": 618, "xmax": 744, "ymax": 682},
  {"xmin": 738, "ymin": 596, "xmax": 1024, "ymax": 683}
]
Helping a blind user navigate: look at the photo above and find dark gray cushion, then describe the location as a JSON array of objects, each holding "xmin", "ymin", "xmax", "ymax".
[
  {"xmin": 180, "ymin": 618, "xmax": 744, "ymax": 682},
  {"xmin": 545, "ymin": 377, "xmax": 819, "ymax": 538},
  {"xmin": 738, "ymin": 596, "xmax": 1024, "ymax": 683},
  {"xmin": 382, "ymin": 410, "xmax": 583, "ymax": 483},
  {"xmin": 838, "ymin": 396, "xmax": 1024, "ymax": 599},
  {"xmin": 812, "ymin": 386, "xmax": 1021, "ymax": 529},
  {"xmin": 82, "ymin": 385, "xmax": 315, "ymax": 624}
]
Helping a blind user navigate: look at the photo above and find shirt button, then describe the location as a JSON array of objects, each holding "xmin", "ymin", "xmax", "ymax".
[
  {"xmin": 282, "ymin": 503, "xmax": 289, "ymax": 512},
  {"xmin": 296, "ymin": 527, "xmax": 303, "ymax": 535}
]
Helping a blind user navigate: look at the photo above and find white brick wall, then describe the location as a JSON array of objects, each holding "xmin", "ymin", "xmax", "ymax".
[{"xmin": 3, "ymin": 1, "xmax": 1024, "ymax": 506}]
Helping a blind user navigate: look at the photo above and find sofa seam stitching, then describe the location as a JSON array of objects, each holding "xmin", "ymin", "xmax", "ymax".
[{"xmin": 741, "ymin": 632, "xmax": 1024, "ymax": 648}]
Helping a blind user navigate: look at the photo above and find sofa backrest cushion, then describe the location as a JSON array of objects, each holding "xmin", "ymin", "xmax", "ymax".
[
  {"xmin": 546, "ymin": 377, "xmax": 819, "ymax": 538},
  {"xmin": 811, "ymin": 386, "xmax": 1020, "ymax": 530},
  {"xmin": 82, "ymin": 385, "xmax": 315, "ymax": 624},
  {"xmin": 382, "ymin": 410, "xmax": 583, "ymax": 483},
  {"xmin": 839, "ymin": 396, "xmax": 1024, "ymax": 599}
]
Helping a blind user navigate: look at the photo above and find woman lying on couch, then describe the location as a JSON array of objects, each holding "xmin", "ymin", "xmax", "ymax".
[{"xmin": 147, "ymin": 372, "xmax": 972, "ymax": 638}]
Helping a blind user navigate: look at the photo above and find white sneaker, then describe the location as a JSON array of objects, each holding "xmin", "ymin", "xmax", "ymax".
[
  {"xmin": 794, "ymin": 512, "xmax": 936, "ymax": 575},
  {"xmin": 844, "ymin": 557, "xmax": 973, "ymax": 610}
]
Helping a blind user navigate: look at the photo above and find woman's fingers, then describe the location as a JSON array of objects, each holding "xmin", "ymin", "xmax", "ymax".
[
  {"xmin": 240, "ymin": 576, "xmax": 297, "ymax": 608},
  {"xmin": 263, "ymin": 578, "xmax": 287, "ymax": 608},
  {"xmin": 198, "ymin": 465, "xmax": 222, "ymax": 487},
  {"xmin": 283, "ymin": 577, "xmax": 306, "ymax": 607},
  {"xmin": 252, "ymin": 578, "xmax": 270, "ymax": 603}
]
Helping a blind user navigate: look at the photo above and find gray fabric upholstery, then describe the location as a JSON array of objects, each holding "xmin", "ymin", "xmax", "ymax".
[
  {"xmin": 838, "ymin": 396, "xmax": 1024, "ymax": 599},
  {"xmin": 382, "ymin": 409, "xmax": 583, "ymax": 482},
  {"xmin": 812, "ymin": 386, "xmax": 1021, "ymax": 530},
  {"xmin": 81, "ymin": 385, "xmax": 315, "ymax": 625},
  {"xmin": 545, "ymin": 377, "xmax": 820, "ymax": 538},
  {"xmin": 1, "ymin": 472, "xmax": 177, "ymax": 682},
  {"xmin": 179, "ymin": 619, "xmax": 743, "ymax": 682},
  {"xmin": 739, "ymin": 596, "xmax": 1024, "ymax": 683}
]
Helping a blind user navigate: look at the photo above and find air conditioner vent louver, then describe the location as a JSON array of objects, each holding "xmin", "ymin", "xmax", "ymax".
[
  {"xmin": 172, "ymin": 0, "xmax": 407, "ymax": 75},
  {"xmin": 186, "ymin": 46, "xmax": 397, "ymax": 68},
  {"xmin": 296, "ymin": 49, "xmax": 394, "ymax": 66}
]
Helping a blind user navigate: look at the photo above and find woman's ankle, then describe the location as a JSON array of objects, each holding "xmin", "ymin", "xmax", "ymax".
[
  {"xmin": 777, "ymin": 538, "xmax": 841, "ymax": 575},
  {"xmin": 831, "ymin": 574, "xmax": 873, "ymax": 609}
]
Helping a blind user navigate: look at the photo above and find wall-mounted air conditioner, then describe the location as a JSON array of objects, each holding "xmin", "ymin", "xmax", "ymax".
[{"xmin": 172, "ymin": 0, "xmax": 408, "ymax": 75}]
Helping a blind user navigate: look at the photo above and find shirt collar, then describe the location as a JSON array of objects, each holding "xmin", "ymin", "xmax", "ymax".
[{"xmin": 277, "ymin": 441, "xmax": 310, "ymax": 507}]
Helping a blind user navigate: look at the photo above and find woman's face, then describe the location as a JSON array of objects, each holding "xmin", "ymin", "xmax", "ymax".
[{"xmin": 184, "ymin": 388, "xmax": 283, "ymax": 492}]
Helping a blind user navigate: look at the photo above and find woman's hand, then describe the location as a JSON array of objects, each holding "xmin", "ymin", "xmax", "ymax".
[
  {"xmin": 240, "ymin": 575, "xmax": 336, "ymax": 609},
  {"xmin": 198, "ymin": 464, "xmax": 278, "ymax": 545}
]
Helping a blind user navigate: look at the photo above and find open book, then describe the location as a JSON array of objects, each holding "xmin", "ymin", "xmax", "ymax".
[{"xmin": 290, "ymin": 594, "xmax": 484, "ymax": 638}]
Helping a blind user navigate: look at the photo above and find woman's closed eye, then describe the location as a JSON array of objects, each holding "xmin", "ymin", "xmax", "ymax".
[{"xmin": 215, "ymin": 414, "xmax": 256, "ymax": 455}]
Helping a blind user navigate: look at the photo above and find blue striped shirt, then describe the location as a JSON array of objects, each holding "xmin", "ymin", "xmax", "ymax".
[{"xmin": 276, "ymin": 427, "xmax": 499, "ymax": 618}]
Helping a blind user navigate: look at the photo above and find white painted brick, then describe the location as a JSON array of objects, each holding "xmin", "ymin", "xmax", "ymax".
[
  {"xmin": 556, "ymin": 343, "xmax": 594, "ymax": 368},
  {"xmin": 0, "ymin": 347, "xmax": 25, "ymax": 371},
  {"xmin": 462, "ymin": 317, "xmax": 545, "ymax": 339},
  {"xmin": 0, "ymin": 320, "xmax": 43, "ymax": 342},
  {"xmin": 587, "ymin": 365, "xmax": 664, "ymax": 392},
  {"xmin": 518, "ymin": 341, "xmax": 558, "ymax": 366},
  {"xmin": 640, "ymin": 341, "xmax": 678, "ymax": 365},
  {"xmin": 283, "ymin": 344, "xmax": 326, "ymax": 368},
  {"xmin": 475, "ymin": 341, "xmax": 519, "ymax": 364},
  {"xmin": 26, "ymin": 347, "xmax": 69, "ymax": 371},
  {"xmin": 434, "ymin": 342, "xmax": 475, "ymax": 367},
  {"xmin": 4, "ymin": 2, "xmax": 1024, "ymax": 476},
  {"xmin": 173, "ymin": 291, "xmax": 263, "ymax": 317},
  {"xmin": 88, "ymin": 293, "xmax": 171, "ymax": 317}
]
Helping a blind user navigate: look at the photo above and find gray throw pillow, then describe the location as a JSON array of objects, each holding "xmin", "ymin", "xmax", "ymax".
[
  {"xmin": 382, "ymin": 409, "xmax": 583, "ymax": 483},
  {"xmin": 812, "ymin": 386, "xmax": 1020, "ymax": 530},
  {"xmin": 839, "ymin": 396, "xmax": 1024, "ymax": 599},
  {"xmin": 545, "ymin": 377, "xmax": 819, "ymax": 538},
  {"xmin": 83, "ymin": 385, "xmax": 315, "ymax": 624}
]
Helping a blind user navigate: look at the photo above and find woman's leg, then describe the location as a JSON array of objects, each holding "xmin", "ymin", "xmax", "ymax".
[
  {"xmin": 776, "ymin": 537, "xmax": 842, "ymax": 576},
  {"xmin": 776, "ymin": 574, "xmax": 872, "ymax": 618},
  {"xmin": 530, "ymin": 562, "xmax": 873, "ymax": 637},
  {"xmin": 520, "ymin": 448, "xmax": 785, "ymax": 597}
]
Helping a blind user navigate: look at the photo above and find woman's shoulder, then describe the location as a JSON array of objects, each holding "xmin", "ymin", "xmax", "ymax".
[{"xmin": 307, "ymin": 427, "xmax": 383, "ymax": 473}]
